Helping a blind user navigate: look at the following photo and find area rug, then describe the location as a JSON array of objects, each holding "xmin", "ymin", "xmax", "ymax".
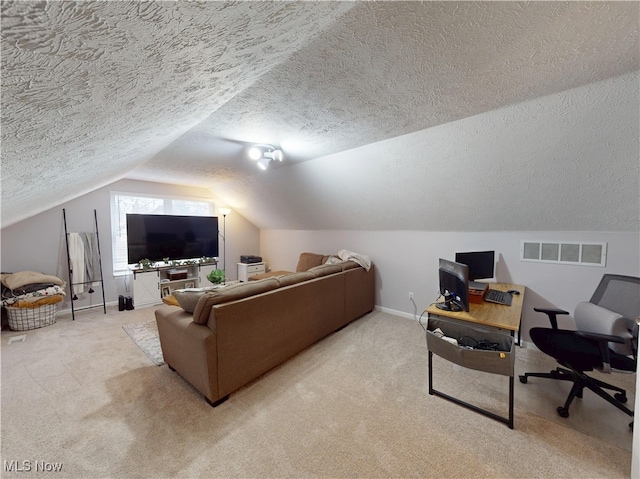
[{"xmin": 122, "ymin": 320, "xmax": 165, "ymax": 365}]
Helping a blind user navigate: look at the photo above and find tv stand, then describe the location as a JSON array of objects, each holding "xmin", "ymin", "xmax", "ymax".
[{"xmin": 130, "ymin": 261, "xmax": 218, "ymax": 308}]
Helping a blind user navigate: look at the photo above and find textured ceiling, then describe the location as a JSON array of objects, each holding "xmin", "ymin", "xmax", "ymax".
[{"xmin": 1, "ymin": 1, "xmax": 639, "ymax": 230}]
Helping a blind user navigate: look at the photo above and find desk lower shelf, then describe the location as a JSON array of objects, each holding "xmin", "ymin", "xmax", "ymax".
[{"xmin": 426, "ymin": 316, "xmax": 515, "ymax": 429}]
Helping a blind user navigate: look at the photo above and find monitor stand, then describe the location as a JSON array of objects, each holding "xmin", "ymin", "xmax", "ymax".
[{"xmin": 436, "ymin": 295, "xmax": 462, "ymax": 312}]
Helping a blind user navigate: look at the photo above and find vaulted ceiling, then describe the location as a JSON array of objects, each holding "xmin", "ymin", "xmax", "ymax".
[{"xmin": 2, "ymin": 1, "xmax": 639, "ymax": 230}]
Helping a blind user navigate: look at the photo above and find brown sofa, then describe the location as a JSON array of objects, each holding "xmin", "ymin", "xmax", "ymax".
[{"xmin": 155, "ymin": 254, "xmax": 375, "ymax": 406}]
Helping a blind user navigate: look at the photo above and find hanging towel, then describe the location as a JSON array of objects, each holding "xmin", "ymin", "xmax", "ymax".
[
  {"xmin": 68, "ymin": 232, "xmax": 100, "ymax": 295},
  {"xmin": 81, "ymin": 232, "xmax": 101, "ymax": 289}
]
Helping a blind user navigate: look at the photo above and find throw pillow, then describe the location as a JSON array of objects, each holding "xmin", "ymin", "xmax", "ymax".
[
  {"xmin": 296, "ymin": 252, "xmax": 326, "ymax": 272},
  {"xmin": 162, "ymin": 294, "xmax": 180, "ymax": 307},
  {"xmin": 173, "ymin": 288, "xmax": 214, "ymax": 312}
]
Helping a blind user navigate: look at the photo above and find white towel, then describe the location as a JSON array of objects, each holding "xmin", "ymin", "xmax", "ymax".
[
  {"xmin": 68, "ymin": 232, "xmax": 100, "ymax": 294},
  {"xmin": 338, "ymin": 249, "xmax": 371, "ymax": 271}
]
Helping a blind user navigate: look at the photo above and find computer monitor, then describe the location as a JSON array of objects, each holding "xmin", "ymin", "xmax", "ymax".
[
  {"xmin": 455, "ymin": 251, "xmax": 495, "ymax": 281},
  {"xmin": 436, "ymin": 258, "xmax": 470, "ymax": 312}
]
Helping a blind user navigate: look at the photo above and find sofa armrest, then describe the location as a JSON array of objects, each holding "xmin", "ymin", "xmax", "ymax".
[
  {"xmin": 155, "ymin": 306, "xmax": 220, "ymax": 402},
  {"xmin": 344, "ymin": 265, "xmax": 375, "ymax": 321}
]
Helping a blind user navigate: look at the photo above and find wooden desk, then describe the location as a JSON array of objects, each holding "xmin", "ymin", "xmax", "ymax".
[
  {"xmin": 425, "ymin": 283, "xmax": 525, "ymax": 333},
  {"xmin": 425, "ymin": 283, "xmax": 525, "ymax": 429}
]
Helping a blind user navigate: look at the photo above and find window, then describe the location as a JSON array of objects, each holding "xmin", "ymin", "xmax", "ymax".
[
  {"xmin": 520, "ymin": 240, "xmax": 607, "ymax": 267},
  {"xmin": 110, "ymin": 192, "xmax": 215, "ymax": 274}
]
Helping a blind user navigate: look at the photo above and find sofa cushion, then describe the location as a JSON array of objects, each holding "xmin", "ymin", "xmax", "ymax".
[
  {"xmin": 340, "ymin": 260, "xmax": 361, "ymax": 271},
  {"xmin": 192, "ymin": 278, "xmax": 280, "ymax": 324},
  {"xmin": 296, "ymin": 252, "xmax": 326, "ymax": 272},
  {"xmin": 249, "ymin": 270, "xmax": 291, "ymax": 281},
  {"xmin": 275, "ymin": 271, "xmax": 315, "ymax": 287},
  {"xmin": 173, "ymin": 288, "xmax": 214, "ymax": 312},
  {"xmin": 308, "ymin": 264, "xmax": 343, "ymax": 277},
  {"xmin": 324, "ymin": 258, "xmax": 360, "ymax": 270}
]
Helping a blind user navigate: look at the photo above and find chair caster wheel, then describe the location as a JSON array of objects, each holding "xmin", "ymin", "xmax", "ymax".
[
  {"xmin": 557, "ymin": 407, "xmax": 569, "ymax": 418},
  {"xmin": 615, "ymin": 392, "xmax": 627, "ymax": 403},
  {"xmin": 519, "ymin": 375, "xmax": 528, "ymax": 384}
]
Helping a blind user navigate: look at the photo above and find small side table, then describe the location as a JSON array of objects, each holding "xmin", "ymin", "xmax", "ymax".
[{"xmin": 237, "ymin": 262, "xmax": 266, "ymax": 282}]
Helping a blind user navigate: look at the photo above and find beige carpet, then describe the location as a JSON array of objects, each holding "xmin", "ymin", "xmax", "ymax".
[{"xmin": 0, "ymin": 305, "xmax": 634, "ymax": 478}]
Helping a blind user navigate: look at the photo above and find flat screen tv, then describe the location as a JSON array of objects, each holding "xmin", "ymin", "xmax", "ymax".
[
  {"xmin": 454, "ymin": 250, "xmax": 495, "ymax": 281},
  {"xmin": 126, "ymin": 214, "xmax": 219, "ymax": 265},
  {"xmin": 436, "ymin": 258, "xmax": 469, "ymax": 312}
]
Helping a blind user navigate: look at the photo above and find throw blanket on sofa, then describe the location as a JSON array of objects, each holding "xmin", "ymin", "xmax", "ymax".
[{"xmin": 338, "ymin": 249, "xmax": 371, "ymax": 271}]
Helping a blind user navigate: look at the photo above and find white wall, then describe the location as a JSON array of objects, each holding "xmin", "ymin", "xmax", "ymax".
[
  {"xmin": 1, "ymin": 179, "xmax": 260, "ymax": 312},
  {"xmin": 260, "ymin": 229, "xmax": 639, "ymax": 341}
]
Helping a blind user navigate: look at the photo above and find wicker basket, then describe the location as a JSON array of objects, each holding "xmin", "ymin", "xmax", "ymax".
[{"xmin": 5, "ymin": 303, "xmax": 58, "ymax": 331}]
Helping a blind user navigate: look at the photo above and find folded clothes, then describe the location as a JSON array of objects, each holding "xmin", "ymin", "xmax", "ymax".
[
  {"xmin": 8, "ymin": 294, "xmax": 64, "ymax": 308},
  {"xmin": 1, "ymin": 285, "xmax": 66, "ymax": 307},
  {"xmin": 1, "ymin": 271, "xmax": 65, "ymax": 290},
  {"xmin": 4, "ymin": 282, "xmax": 57, "ymax": 296}
]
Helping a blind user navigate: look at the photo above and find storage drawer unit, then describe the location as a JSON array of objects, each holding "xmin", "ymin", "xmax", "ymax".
[{"xmin": 237, "ymin": 262, "xmax": 266, "ymax": 282}]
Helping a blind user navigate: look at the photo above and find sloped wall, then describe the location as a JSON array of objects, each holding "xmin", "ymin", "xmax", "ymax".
[{"xmin": 220, "ymin": 72, "xmax": 639, "ymax": 233}]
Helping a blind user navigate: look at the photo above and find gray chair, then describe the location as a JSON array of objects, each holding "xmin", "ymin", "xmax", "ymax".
[{"xmin": 520, "ymin": 274, "xmax": 640, "ymax": 423}]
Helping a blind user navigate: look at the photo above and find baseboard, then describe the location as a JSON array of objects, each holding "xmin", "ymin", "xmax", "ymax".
[{"xmin": 374, "ymin": 305, "xmax": 418, "ymax": 321}]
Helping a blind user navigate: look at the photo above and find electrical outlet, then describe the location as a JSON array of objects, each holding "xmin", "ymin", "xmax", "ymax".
[{"xmin": 408, "ymin": 292, "xmax": 414, "ymax": 300}]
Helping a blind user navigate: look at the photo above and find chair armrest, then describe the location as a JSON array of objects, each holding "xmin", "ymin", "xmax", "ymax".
[
  {"xmin": 575, "ymin": 330, "xmax": 626, "ymax": 344},
  {"xmin": 534, "ymin": 307, "xmax": 569, "ymax": 329},
  {"xmin": 575, "ymin": 330, "xmax": 625, "ymax": 373}
]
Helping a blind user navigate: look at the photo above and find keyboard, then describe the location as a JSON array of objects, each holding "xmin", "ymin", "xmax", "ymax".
[{"xmin": 484, "ymin": 289, "xmax": 512, "ymax": 306}]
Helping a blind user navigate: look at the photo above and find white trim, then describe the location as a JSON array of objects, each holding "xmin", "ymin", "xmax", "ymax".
[
  {"xmin": 374, "ymin": 304, "xmax": 415, "ymax": 320},
  {"xmin": 109, "ymin": 190, "xmax": 217, "ymax": 205}
]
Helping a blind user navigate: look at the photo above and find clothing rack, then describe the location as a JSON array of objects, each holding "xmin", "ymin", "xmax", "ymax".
[{"xmin": 63, "ymin": 209, "xmax": 106, "ymax": 321}]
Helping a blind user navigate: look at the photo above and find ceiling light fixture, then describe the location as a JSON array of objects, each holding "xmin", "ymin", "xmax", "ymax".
[
  {"xmin": 248, "ymin": 147, "xmax": 263, "ymax": 161},
  {"xmin": 264, "ymin": 149, "xmax": 283, "ymax": 162},
  {"xmin": 257, "ymin": 157, "xmax": 271, "ymax": 170},
  {"xmin": 247, "ymin": 144, "xmax": 283, "ymax": 170}
]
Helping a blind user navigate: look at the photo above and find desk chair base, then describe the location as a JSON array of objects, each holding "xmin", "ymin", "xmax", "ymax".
[{"xmin": 519, "ymin": 367, "xmax": 633, "ymax": 421}]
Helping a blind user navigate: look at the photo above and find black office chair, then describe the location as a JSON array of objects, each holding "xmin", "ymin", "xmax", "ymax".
[{"xmin": 519, "ymin": 274, "xmax": 640, "ymax": 423}]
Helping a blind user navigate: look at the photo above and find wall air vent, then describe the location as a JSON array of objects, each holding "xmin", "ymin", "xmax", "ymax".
[{"xmin": 520, "ymin": 241, "xmax": 607, "ymax": 267}]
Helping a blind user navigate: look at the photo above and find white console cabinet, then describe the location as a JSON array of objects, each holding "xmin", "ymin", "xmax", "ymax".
[
  {"xmin": 237, "ymin": 262, "xmax": 266, "ymax": 282},
  {"xmin": 131, "ymin": 262, "xmax": 218, "ymax": 307}
]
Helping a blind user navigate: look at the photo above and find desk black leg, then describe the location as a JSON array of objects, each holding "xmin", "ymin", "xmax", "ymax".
[
  {"xmin": 428, "ymin": 351, "xmax": 434, "ymax": 395},
  {"xmin": 508, "ymin": 376, "xmax": 514, "ymax": 429},
  {"xmin": 428, "ymin": 350, "xmax": 514, "ymax": 429}
]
